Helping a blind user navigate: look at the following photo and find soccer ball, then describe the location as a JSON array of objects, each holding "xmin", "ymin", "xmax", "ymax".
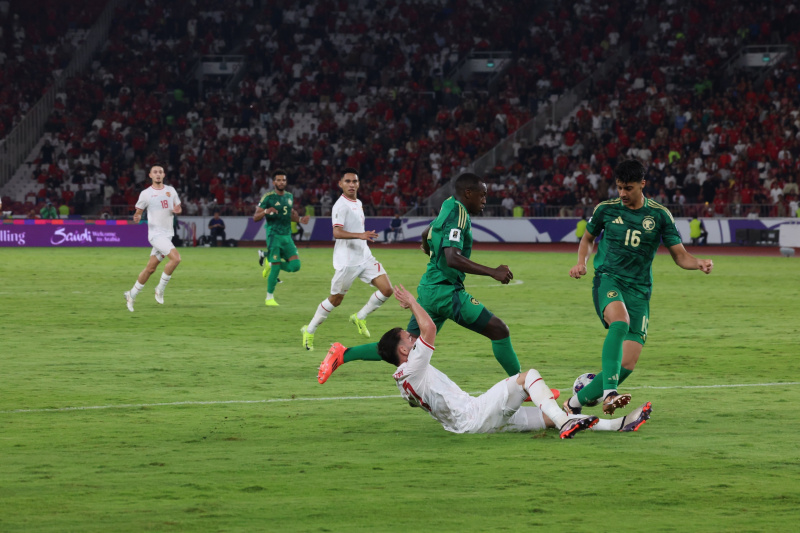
[{"xmin": 573, "ymin": 372, "xmax": 599, "ymax": 407}]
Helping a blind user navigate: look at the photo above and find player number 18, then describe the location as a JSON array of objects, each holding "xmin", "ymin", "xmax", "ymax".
[{"xmin": 624, "ymin": 229, "xmax": 641, "ymax": 247}]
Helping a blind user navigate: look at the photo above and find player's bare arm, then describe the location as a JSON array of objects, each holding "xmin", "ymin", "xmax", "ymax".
[
  {"xmin": 333, "ymin": 226, "xmax": 378, "ymax": 241},
  {"xmin": 394, "ymin": 284, "xmax": 436, "ymax": 345},
  {"xmin": 253, "ymin": 206, "xmax": 266, "ymax": 222},
  {"xmin": 444, "ymin": 247, "xmax": 513, "ymax": 284},
  {"xmin": 133, "ymin": 208, "xmax": 144, "ymax": 224},
  {"xmin": 570, "ymin": 231, "xmax": 596, "ymax": 279},
  {"xmin": 291, "ymin": 209, "xmax": 310, "ymax": 225},
  {"xmin": 668, "ymin": 243, "xmax": 714, "ymax": 274}
]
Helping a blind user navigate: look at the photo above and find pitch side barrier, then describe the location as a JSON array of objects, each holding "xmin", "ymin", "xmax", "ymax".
[{"xmin": 2, "ymin": 217, "xmax": 797, "ymax": 248}]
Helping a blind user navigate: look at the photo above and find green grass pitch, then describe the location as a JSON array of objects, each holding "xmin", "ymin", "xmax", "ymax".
[{"xmin": 1, "ymin": 245, "xmax": 799, "ymax": 532}]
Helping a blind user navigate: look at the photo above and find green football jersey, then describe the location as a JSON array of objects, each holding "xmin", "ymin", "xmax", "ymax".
[
  {"xmin": 258, "ymin": 191, "xmax": 294, "ymax": 235},
  {"xmin": 587, "ymin": 197, "xmax": 682, "ymax": 299},
  {"xmin": 420, "ymin": 196, "xmax": 473, "ymax": 287}
]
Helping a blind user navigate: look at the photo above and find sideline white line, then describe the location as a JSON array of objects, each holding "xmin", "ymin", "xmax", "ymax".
[{"xmin": 2, "ymin": 382, "xmax": 799, "ymax": 415}]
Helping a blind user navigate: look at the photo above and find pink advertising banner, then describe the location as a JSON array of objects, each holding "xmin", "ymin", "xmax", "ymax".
[{"xmin": 0, "ymin": 220, "xmax": 150, "ymax": 247}]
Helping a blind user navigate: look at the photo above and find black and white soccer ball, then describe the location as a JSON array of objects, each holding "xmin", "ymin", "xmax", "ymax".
[{"xmin": 573, "ymin": 372, "xmax": 599, "ymax": 407}]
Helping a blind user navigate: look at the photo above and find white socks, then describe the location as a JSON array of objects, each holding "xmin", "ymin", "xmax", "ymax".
[
  {"xmin": 357, "ymin": 290, "xmax": 388, "ymax": 320},
  {"xmin": 130, "ymin": 281, "xmax": 145, "ymax": 298},
  {"xmin": 156, "ymin": 273, "xmax": 171, "ymax": 292},
  {"xmin": 307, "ymin": 299, "xmax": 334, "ymax": 333},
  {"xmin": 524, "ymin": 369, "xmax": 568, "ymax": 428}
]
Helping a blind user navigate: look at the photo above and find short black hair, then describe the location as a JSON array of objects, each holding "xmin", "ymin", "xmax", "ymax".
[
  {"xmin": 341, "ymin": 167, "xmax": 359, "ymax": 178},
  {"xmin": 273, "ymin": 169, "xmax": 288, "ymax": 178},
  {"xmin": 454, "ymin": 172, "xmax": 482, "ymax": 195},
  {"xmin": 377, "ymin": 327, "xmax": 403, "ymax": 366},
  {"xmin": 615, "ymin": 159, "xmax": 646, "ymax": 184}
]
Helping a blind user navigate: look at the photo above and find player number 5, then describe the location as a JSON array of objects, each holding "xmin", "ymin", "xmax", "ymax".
[{"xmin": 624, "ymin": 229, "xmax": 641, "ymax": 247}]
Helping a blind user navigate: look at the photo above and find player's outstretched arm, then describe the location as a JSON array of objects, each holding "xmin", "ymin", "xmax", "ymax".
[
  {"xmin": 668, "ymin": 243, "xmax": 713, "ymax": 273},
  {"xmin": 394, "ymin": 284, "xmax": 436, "ymax": 345},
  {"xmin": 569, "ymin": 231, "xmax": 596, "ymax": 279},
  {"xmin": 253, "ymin": 206, "xmax": 266, "ymax": 222},
  {"xmin": 133, "ymin": 208, "xmax": 144, "ymax": 224},
  {"xmin": 333, "ymin": 227, "xmax": 378, "ymax": 241},
  {"xmin": 443, "ymin": 247, "xmax": 513, "ymax": 284}
]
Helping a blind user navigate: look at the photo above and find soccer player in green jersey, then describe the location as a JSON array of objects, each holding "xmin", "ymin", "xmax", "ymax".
[
  {"xmin": 253, "ymin": 169, "xmax": 310, "ymax": 306},
  {"xmin": 564, "ymin": 159, "xmax": 714, "ymax": 415},
  {"xmin": 317, "ymin": 172, "xmax": 522, "ymax": 384}
]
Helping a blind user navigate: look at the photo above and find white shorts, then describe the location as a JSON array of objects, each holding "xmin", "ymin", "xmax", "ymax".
[
  {"xmin": 330, "ymin": 259, "xmax": 388, "ymax": 295},
  {"xmin": 463, "ymin": 377, "xmax": 545, "ymax": 434},
  {"xmin": 149, "ymin": 234, "xmax": 175, "ymax": 261}
]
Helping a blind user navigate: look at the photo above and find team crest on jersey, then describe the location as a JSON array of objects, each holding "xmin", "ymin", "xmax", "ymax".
[
  {"xmin": 642, "ymin": 216, "xmax": 655, "ymax": 231},
  {"xmin": 607, "ymin": 291, "xmax": 618, "ymax": 298},
  {"xmin": 288, "ymin": 199, "xmax": 293, "ymax": 205},
  {"xmin": 165, "ymin": 192, "xmax": 171, "ymax": 197},
  {"xmin": 470, "ymin": 297, "xmax": 480, "ymax": 305}
]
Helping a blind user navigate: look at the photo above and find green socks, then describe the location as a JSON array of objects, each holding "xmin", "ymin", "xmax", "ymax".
[
  {"xmin": 267, "ymin": 263, "xmax": 281, "ymax": 293},
  {"xmin": 280, "ymin": 259, "xmax": 301, "ymax": 272},
  {"xmin": 601, "ymin": 321, "xmax": 628, "ymax": 390},
  {"xmin": 491, "ymin": 337, "xmax": 520, "ymax": 377},
  {"xmin": 343, "ymin": 343, "xmax": 382, "ymax": 363},
  {"xmin": 578, "ymin": 366, "xmax": 633, "ymax": 405},
  {"xmin": 340, "ymin": 337, "xmax": 520, "ymax": 374}
]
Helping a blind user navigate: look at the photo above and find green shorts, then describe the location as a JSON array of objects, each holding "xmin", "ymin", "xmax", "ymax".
[
  {"xmin": 592, "ymin": 275, "xmax": 649, "ymax": 345},
  {"xmin": 267, "ymin": 234, "xmax": 298, "ymax": 263},
  {"xmin": 407, "ymin": 283, "xmax": 494, "ymax": 336}
]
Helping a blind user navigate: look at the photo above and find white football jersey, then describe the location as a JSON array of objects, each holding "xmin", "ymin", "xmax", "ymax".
[
  {"xmin": 331, "ymin": 195, "xmax": 371, "ymax": 269},
  {"xmin": 393, "ymin": 338, "xmax": 476, "ymax": 433},
  {"xmin": 135, "ymin": 185, "xmax": 181, "ymax": 240}
]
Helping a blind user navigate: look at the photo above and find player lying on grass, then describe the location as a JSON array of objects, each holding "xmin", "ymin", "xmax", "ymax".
[{"xmin": 377, "ymin": 285, "xmax": 652, "ymax": 437}]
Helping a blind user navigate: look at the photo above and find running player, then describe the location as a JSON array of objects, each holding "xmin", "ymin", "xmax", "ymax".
[
  {"xmin": 124, "ymin": 164, "xmax": 182, "ymax": 311},
  {"xmin": 253, "ymin": 169, "xmax": 309, "ymax": 306},
  {"xmin": 301, "ymin": 168, "xmax": 393, "ymax": 350}
]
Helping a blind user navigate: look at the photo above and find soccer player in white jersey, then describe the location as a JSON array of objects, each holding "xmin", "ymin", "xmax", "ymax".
[
  {"xmin": 376, "ymin": 285, "xmax": 654, "ymax": 437},
  {"xmin": 301, "ymin": 168, "xmax": 393, "ymax": 351},
  {"xmin": 124, "ymin": 164, "xmax": 182, "ymax": 312}
]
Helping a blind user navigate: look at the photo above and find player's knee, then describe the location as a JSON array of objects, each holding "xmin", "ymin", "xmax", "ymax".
[
  {"xmin": 328, "ymin": 294, "xmax": 344, "ymax": 307},
  {"xmin": 483, "ymin": 318, "xmax": 510, "ymax": 340},
  {"xmin": 380, "ymin": 285, "xmax": 393, "ymax": 298},
  {"xmin": 286, "ymin": 259, "xmax": 301, "ymax": 272}
]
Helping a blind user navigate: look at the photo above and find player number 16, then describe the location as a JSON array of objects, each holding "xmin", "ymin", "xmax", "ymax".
[{"xmin": 624, "ymin": 229, "xmax": 641, "ymax": 247}]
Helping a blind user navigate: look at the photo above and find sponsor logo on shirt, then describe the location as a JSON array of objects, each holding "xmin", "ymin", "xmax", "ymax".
[{"xmin": 612, "ymin": 216, "xmax": 624, "ymax": 224}]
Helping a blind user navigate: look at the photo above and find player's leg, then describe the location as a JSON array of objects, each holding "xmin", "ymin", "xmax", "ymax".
[
  {"xmin": 575, "ymin": 296, "xmax": 648, "ymax": 407},
  {"xmin": 449, "ymin": 288, "xmax": 520, "ymax": 376},
  {"xmin": 517, "ymin": 370, "xmax": 597, "ymax": 438},
  {"xmin": 278, "ymin": 239, "xmax": 301, "ymax": 273},
  {"xmin": 304, "ymin": 267, "xmax": 355, "ymax": 351},
  {"xmin": 264, "ymin": 236, "xmax": 287, "ymax": 305},
  {"xmin": 350, "ymin": 266, "xmax": 393, "ymax": 338},
  {"xmin": 155, "ymin": 242, "xmax": 181, "ymax": 304},
  {"xmin": 125, "ymin": 250, "xmax": 161, "ymax": 311}
]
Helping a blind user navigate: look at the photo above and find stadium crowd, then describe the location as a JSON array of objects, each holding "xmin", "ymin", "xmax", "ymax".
[{"xmin": 2, "ymin": 0, "xmax": 800, "ymax": 221}]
